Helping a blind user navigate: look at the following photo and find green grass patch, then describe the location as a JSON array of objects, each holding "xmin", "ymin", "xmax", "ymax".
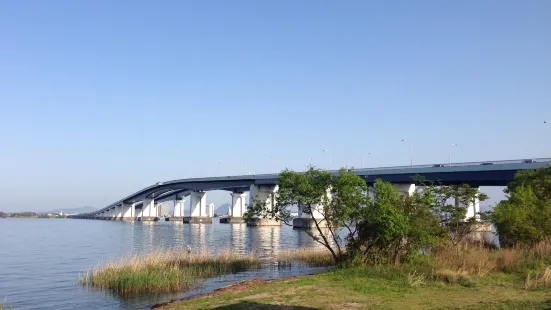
[{"xmin": 162, "ymin": 266, "xmax": 551, "ymax": 309}]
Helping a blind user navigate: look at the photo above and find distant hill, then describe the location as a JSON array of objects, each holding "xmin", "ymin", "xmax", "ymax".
[
  {"xmin": 215, "ymin": 203, "xmax": 230, "ymax": 215},
  {"xmin": 48, "ymin": 206, "xmax": 97, "ymax": 214}
]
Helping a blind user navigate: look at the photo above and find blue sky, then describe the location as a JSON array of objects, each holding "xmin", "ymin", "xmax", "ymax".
[{"xmin": 0, "ymin": 0, "xmax": 549, "ymax": 211}]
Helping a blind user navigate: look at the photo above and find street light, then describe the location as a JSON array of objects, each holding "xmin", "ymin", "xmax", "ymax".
[
  {"xmin": 401, "ymin": 140, "xmax": 413, "ymax": 167},
  {"xmin": 322, "ymin": 149, "xmax": 332, "ymax": 168},
  {"xmin": 362, "ymin": 152, "xmax": 371, "ymax": 169},
  {"xmin": 269, "ymin": 157, "xmax": 280, "ymax": 173},
  {"xmin": 449, "ymin": 144, "xmax": 458, "ymax": 166}
]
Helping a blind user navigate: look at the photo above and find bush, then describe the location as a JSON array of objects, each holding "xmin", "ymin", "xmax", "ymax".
[{"xmin": 488, "ymin": 166, "xmax": 551, "ymax": 246}]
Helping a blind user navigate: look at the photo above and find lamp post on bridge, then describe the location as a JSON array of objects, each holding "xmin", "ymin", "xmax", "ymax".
[
  {"xmin": 269, "ymin": 157, "xmax": 280, "ymax": 173},
  {"xmin": 401, "ymin": 140, "xmax": 413, "ymax": 167},
  {"xmin": 449, "ymin": 144, "xmax": 458, "ymax": 166},
  {"xmin": 362, "ymin": 152, "xmax": 371, "ymax": 169}
]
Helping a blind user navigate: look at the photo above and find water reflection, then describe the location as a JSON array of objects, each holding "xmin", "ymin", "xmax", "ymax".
[
  {"xmin": 230, "ymin": 223, "xmax": 247, "ymax": 254},
  {"xmin": 0, "ymin": 219, "xmax": 331, "ymax": 310},
  {"xmin": 250, "ymin": 227, "xmax": 281, "ymax": 258}
]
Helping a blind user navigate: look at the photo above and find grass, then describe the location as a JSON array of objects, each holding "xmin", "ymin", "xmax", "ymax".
[
  {"xmin": 158, "ymin": 240, "xmax": 551, "ymax": 309},
  {"xmin": 160, "ymin": 266, "xmax": 551, "ymax": 310},
  {"xmin": 276, "ymin": 247, "xmax": 335, "ymax": 267},
  {"xmin": 80, "ymin": 249, "xmax": 261, "ymax": 296}
]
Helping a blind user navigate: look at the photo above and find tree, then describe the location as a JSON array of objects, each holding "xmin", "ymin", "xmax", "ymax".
[
  {"xmin": 425, "ymin": 183, "xmax": 489, "ymax": 245},
  {"xmin": 245, "ymin": 167, "xmax": 369, "ymax": 263},
  {"xmin": 487, "ymin": 166, "xmax": 551, "ymax": 246},
  {"xmin": 355, "ymin": 180, "xmax": 446, "ymax": 265}
]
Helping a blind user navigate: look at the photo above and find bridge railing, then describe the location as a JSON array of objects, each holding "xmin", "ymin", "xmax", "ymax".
[{"xmin": 353, "ymin": 157, "xmax": 551, "ymax": 172}]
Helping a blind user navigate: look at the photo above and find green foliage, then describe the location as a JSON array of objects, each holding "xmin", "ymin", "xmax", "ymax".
[
  {"xmin": 246, "ymin": 166, "xmax": 489, "ymax": 265},
  {"xmin": 245, "ymin": 167, "xmax": 369, "ymax": 262},
  {"xmin": 355, "ymin": 180, "xmax": 458, "ymax": 265},
  {"xmin": 424, "ymin": 183, "xmax": 488, "ymax": 245},
  {"xmin": 487, "ymin": 166, "xmax": 551, "ymax": 246}
]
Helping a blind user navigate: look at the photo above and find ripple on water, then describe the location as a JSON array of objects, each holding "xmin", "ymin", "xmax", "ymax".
[{"xmin": 0, "ymin": 218, "xmax": 329, "ymax": 309}]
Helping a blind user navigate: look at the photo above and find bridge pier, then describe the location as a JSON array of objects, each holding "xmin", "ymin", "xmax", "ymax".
[
  {"xmin": 114, "ymin": 204, "xmax": 122, "ymax": 220},
  {"xmin": 247, "ymin": 185, "xmax": 281, "ymax": 226},
  {"xmin": 293, "ymin": 188, "xmax": 330, "ymax": 229},
  {"xmin": 135, "ymin": 206, "xmax": 143, "ymax": 220},
  {"xmin": 455, "ymin": 187, "xmax": 492, "ymax": 242},
  {"xmin": 170, "ymin": 197, "xmax": 186, "ymax": 221},
  {"xmin": 184, "ymin": 191, "xmax": 212, "ymax": 223},
  {"xmin": 121, "ymin": 203, "xmax": 135, "ymax": 221},
  {"xmin": 106, "ymin": 209, "xmax": 113, "ymax": 220},
  {"xmin": 393, "ymin": 183, "xmax": 416, "ymax": 196},
  {"xmin": 141, "ymin": 198, "xmax": 158, "ymax": 221},
  {"xmin": 221, "ymin": 192, "xmax": 247, "ymax": 224}
]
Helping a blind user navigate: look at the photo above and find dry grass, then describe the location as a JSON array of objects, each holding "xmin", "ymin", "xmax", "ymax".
[
  {"xmin": 433, "ymin": 245, "xmax": 497, "ymax": 277},
  {"xmin": 406, "ymin": 271, "xmax": 426, "ymax": 287},
  {"xmin": 428, "ymin": 238, "xmax": 551, "ymax": 284},
  {"xmin": 80, "ymin": 249, "xmax": 261, "ymax": 296},
  {"xmin": 525, "ymin": 267, "xmax": 551, "ymax": 289},
  {"xmin": 276, "ymin": 248, "xmax": 335, "ymax": 267}
]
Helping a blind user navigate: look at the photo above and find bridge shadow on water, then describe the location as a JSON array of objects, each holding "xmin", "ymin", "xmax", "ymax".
[{"xmin": 209, "ymin": 301, "xmax": 319, "ymax": 309}]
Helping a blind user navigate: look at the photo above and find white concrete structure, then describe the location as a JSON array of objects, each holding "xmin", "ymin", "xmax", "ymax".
[
  {"xmin": 121, "ymin": 203, "xmax": 135, "ymax": 219},
  {"xmin": 295, "ymin": 188, "xmax": 330, "ymax": 228},
  {"xmin": 457, "ymin": 187, "xmax": 481, "ymax": 220},
  {"xmin": 189, "ymin": 191, "xmax": 207, "ymax": 217},
  {"xmin": 393, "ymin": 183, "xmax": 416, "ymax": 196},
  {"xmin": 142, "ymin": 198, "xmax": 157, "ymax": 220},
  {"xmin": 249, "ymin": 185, "xmax": 278, "ymax": 211},
  {"xmin": 173, "ymin": 198, "xmax": 185, "ymax": 217},
  {"xmin": 229, "ymin": 192, "xmax": 247, "ymax": 217},
  {"xmin": 158, "ymin": 204, "xmax": 170, "ymax": 217},
  {"xmin": 248, "ymin": 185, "xmax": 280, "ymax": 226},
  {"xmin": 207, "ymin": 203, "xmax": 215, "ymax": 217},
  {"xmin": 114, "ymin": 204, "xmax": 122, "ymax": 219},
  {"xmin": 135, "ymin": 206, "xmax": 143, "ymax": 218}
]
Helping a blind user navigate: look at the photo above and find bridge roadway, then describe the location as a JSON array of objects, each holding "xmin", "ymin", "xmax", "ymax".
[{"xmin": 69, "ymin": 158, "xmax": 551, "ymax": 223}]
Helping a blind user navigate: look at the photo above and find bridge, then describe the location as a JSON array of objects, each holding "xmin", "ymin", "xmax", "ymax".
[{"xmin": 69, "ymin": 158, "xmax": 551, "ymax": 226}]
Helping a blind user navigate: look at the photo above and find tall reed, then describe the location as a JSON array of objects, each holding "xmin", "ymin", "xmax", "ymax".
[
  {"xmin": 431, "ymin": 238, "xmax": 551, "ymax": 284},
  {"xmin": 80, "ymin": 249, "xmax": 261, "ymax": 296},
  {"xmin": 277, "ymin": 248, "xmax": 335, "ymax": 267}
]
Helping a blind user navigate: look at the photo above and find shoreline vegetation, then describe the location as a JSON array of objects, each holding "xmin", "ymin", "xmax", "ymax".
[
  {"xmin": 79, "ymin": 248, "xmax": 334, "ymax": 297},
  {"xmin": 78, "ymin": 165, "xmax": 551, "ymax": 308},
  {"xmin": 155, "ymin": 242, "xmax": 551, "ymax": 309},
  {"xmin": 80, "ymin": 249, "xmax": 262, "ymax": 296}
]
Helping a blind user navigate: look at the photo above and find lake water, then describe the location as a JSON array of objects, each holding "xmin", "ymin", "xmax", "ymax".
[{"xmin": 0, "ymin": 218, "xmax": 327, "ymax": 309}]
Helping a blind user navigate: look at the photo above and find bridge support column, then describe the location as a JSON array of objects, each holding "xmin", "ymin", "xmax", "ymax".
[
  {"xmin": 114, "ymin": 204, "xmax": 122, "ymax": 220},
  {"xmin": 293, "ymin": 188, "xmax": 330, "ymax": 229},
  {"xmin": 121, "ymin": 203, "xmax": 135, "ymax": 221},
  {"xmin": 247, "ymin": 185, "xmax": 281, "ymax": 226},
  {"xmin": 184, "ymin": 191, "xmax": 212, "ymax": 223},
  {"xmin": 106, "ymin": 209, "xmax": 113, "ymax": 220},
  {"xmin": 221, "ymin": 192, "xmax": 247, "ymax": 224},
  {"xmin": 135, "ymin": 206, "xmax": 143, "ymax": 220},
  {"xmin": 141, "ymin": 198, "xmax": 158, "ymax": 221},
  {"xmin": 455, "ymin": 187, "xmax": 492, "ymax": 242},
  {"xmin": 393, "ymin": 183, "xmax": 416, "ymax": 196},
  {"xmin": 170, "ymin": 198, "xmax": 185, "ymax": 221}
]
